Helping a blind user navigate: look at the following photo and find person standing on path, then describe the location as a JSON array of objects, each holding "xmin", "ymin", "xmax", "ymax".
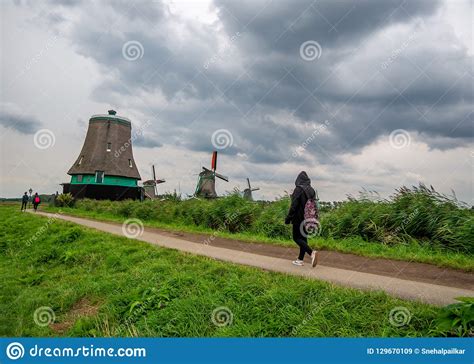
[
  {"xmin": 21, "ymin": 192, "xmax": 29, "ymax": 211},
  {"xmin": 285, "ymin": 171, "xmax": 319, "ymax": 267},
  {"xmin": 32, "ymin": 193, "xmax": 41, "ymax": 212}
]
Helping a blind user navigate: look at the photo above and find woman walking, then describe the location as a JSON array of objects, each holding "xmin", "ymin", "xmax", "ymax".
[
  {"xmin": 285, "ymin": 171, "xmax": 319, "ymax": 267},
  {"xmin": 32, "ymin": 193, "xmax": 41, "ymax": 212}
]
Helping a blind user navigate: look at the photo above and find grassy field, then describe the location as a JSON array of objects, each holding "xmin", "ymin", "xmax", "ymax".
[
  {"xmin": 0, "ymin": 205, "xmax": 445, "ymax": 337},
  {"xmin": 42, "ymin": 185, "xmax": 474, "ymax": 271}
]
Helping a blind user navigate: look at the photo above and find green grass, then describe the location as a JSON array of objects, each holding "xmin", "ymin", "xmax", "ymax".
[
  {"xmin": 0, "ymin": 205, "xmax": 442, "ymax": 337},
  {"xmin": 42, "ymin": 202, "xmax": 474, "ymax": 272}
]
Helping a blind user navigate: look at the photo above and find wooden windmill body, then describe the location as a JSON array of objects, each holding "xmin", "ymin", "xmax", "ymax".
[
  {"xmin": 243, "ymin": 178, "xmax": 260, "ymax": 200},
  {"xmin": 63, "ymin": 110, "xmax": 142, "ymax": 200},
  {"xmin": 194, "ymin": 151, "xmax": 228, "ymax": 198}
]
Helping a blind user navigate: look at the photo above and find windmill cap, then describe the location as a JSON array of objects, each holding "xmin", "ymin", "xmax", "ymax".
[{"xmin": 89, "ymin": 111, "xmax": 131, "ymax": 126}]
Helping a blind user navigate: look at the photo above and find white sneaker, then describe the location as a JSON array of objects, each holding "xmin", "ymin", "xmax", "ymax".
[
  {"xmin": 292, "ymin": 260, "xmax": 304, "ymax": 266},
  {"xmin": 311, "ymin": 251, "xmax": 319, "ymax": 268}
]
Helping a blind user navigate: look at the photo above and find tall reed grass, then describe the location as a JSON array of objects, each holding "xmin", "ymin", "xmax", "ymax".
[{"xmin": 73, "ymin": 184, "xmax": 473, "ymax": 254}]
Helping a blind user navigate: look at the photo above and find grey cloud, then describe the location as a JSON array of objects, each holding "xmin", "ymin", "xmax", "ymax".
[
  {"xmin": 22, "ymin": 0, "xmax": 473, "ymax": 164},
  {"xmin": 135, "ymin": 134, "xmax": 163, "ymax": 148},
  {"xmin": 214, "ymin": 0, "xmax": 441, "ymax": 52},
  {"xmin": 0, "ymin": 108, "xmax": 42, "ymax": 135}
]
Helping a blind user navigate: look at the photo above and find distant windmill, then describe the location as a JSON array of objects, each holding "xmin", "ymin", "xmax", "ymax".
[
  {"xmin": 143, "ymin": 165, "xmax": 165, "ymax": 199},
  {"xmin": 243, "ymin": 178, "xmax": 259, "ymax": 201},
  {"xmin": 194, "ymin": 151, "xmax": 228, "ymax": 198}
]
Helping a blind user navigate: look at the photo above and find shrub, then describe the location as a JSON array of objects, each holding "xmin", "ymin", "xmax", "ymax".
[
  {"xmin": 56, "ymin": 193, "xmax": 75, "ymax": 207},
  {"xmin": 435, "ymin": 297, "xmax": 474, "ymax": 337}
]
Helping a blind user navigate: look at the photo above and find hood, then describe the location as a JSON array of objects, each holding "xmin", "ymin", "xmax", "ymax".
[{"xmin": 295, "ymin": 171, "xmax": 311, "ymax": 187}]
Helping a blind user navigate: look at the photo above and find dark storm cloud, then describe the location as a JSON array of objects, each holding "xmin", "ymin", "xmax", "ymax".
[
  {"xmin": 214, "ymin": 0, "xmax": 440, "ymax": 52},
  {"xmin": 0, "ymin": 108, "xmax": 42, "ymax": 135},
  {"xmin": 25, "ymin": 0, "xmax": 473, "ymax": 166},
  {"xmin": 48, "ymin": 0, "xmax": 83, "ymax": 6}
]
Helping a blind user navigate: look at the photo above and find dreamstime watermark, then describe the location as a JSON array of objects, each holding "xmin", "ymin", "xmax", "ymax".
[
  {"xmin": 392, "ymin": 208, "xmax": 419, "ymax": 236},
  {"xmin": 381, "ymin": 22, "xmax": 423, "ymax": 70},
  {"xmin": 122, "ymin": 218, "xmax": 144, "ymax": 238},
  {"xmin": 203, "ymin": 32, "xmax": 241, "ymax": 70},
  {"xmin": 6, "ymin": 342, "xmax": 25, "ymax": 360},
  {"xmin": 34, "ymin": 306, "xmax": 56, "ymax": 327},
  {"xmin": 211, "ymin": 306, "xmax": 233, "ymax": 327},
  {"xmin": 389, "ymin": 129, "xmax": 411, "ymax": 149},
  {"xmin": 292, "ymin": 120, "xmax": 330, "ymax": 158},
  {"xmin": 122, "ymin": 40, "xmax": 144, "ymax": 61},
  {"xmin": 116, "ymin": 290, "xmax": 155, "ymax": 334},
  {"xmin": 114, "ymin": 120, "xmax": 151, "ymax": 158},
  {"xmin": 290, "ymin": 298, "xmax": 329, "ymax": 336},
  {"xmin": 18, "ymin": 33, "xmax": 61, "ymax": 78},
  {"xmin": 211, "ymin": 129, "xmax": 233, "ymax": 150},
  {"xmin": 33, "ymin": 129, "xmax": 56, "ymax": 150},
  {"xmin": 25, "ymin": 211, "xmax": 62, "ymax": 247},
  {"xmin": 203, "ymin": 211, "xmax": 241, "ymax": 245},
  {"xmin": 299, "ymin": 218, "xmax": 320, "ymax": 238},
  {"xmin": 299, "ymin": 40, "xmax": 322, "ymax": 61},
  {"xmin": 5, "ymin": 342, "xmax": 146, "ymax": 360},
  {"xmin": 389, "ymin": 306, "xmax": 412, "ymax": 327}
]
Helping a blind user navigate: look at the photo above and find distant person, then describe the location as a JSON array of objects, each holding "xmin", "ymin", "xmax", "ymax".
[
  {"xmin": 285, "ymin": 171, "xmax": 319, "ymax": 267},
  {"xmin": 32, "ymin": 193, "xmax": 41, "ymax": 212},
  {"xmin": 21, "ymin": 192, "xmax": 29, "ymax": 211}
]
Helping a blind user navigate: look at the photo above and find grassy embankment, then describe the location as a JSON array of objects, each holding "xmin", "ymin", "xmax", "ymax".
[
  {"xmin": 0, "ymin": 205, "xmax": 445, "ymax": 337},
  {"xmin": 44, "ymin": 185, "xmax": 474, "ymax": 271}
]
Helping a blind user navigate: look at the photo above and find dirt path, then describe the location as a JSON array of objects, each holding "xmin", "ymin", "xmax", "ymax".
[
  {"xmin": 148, "ymin": 227, "xmax": 474, "ymax": 291},
  {"xmin": 32, "ymin": 210, "xmax": 474, "ymax": 306}
]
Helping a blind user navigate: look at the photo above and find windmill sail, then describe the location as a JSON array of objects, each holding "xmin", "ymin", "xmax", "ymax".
[
  {"xmin": 211, "ymin": 151, "xmax": 217, "ymax": 171},
  {"xmin": 243, "ymin": 177, "xmax": 259, "ymax": 200},
  {"xmin": 143, "ymin": 164, "xmax": 165, "ymax": 199},
  {"xmin": 195, "ymin": 151, "xmax": 228, "ymax": 198}
]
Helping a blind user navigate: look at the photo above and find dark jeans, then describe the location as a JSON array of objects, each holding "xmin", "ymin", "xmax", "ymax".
[
  {"xmin": 21, "ymin": 201, "xmax": 27, "ymax": 210},
  {"xmin": 33, "ymin": 203, "xmax": 38, "ymax": 211},
  {"xmin": 292, "ymin": 223, "xmax": 313, "ymax": 260}
]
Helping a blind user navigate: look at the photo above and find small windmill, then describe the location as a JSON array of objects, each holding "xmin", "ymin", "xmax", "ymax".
[
  {"xmin": 194, "ymin": 151, "xmax": 228, "ymax": 198},
  {"xmin": 243, "ymin": 178, "xmax": 259, "ymax": 201},
  {"xmin": 143, "ymin": 165, "xmax": 165, "ymax": 199}
]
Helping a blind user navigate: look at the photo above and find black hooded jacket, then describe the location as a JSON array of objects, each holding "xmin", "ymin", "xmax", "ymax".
[{"xmin": 285, "ymin": 171, "xmax": 315, "ymax": 225}]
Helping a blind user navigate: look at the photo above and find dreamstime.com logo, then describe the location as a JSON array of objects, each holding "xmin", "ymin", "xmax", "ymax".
[
  {"xmin": 33, "ymin": 129, "xmax": 55, "ymax": 150},
  {"xmin": 299, "ymin": 219, "xmax": 320, "ymax": 238},
  {"xmin": 389, "ymin": 306, "xmax": 412, "ymax": 327},
  {"xmin": 34, "ymin": 306, "xmax": 55, "ymax": 327},
  {"xmin": 122, "ymin": 218, "xmax": 144, "ymax": 238},
  {"xmin": 211, "ymin": 306, "xmax": 233, "ymax": 327},
  {"xmin": 389, "ymin": 129, "xmax": 411, "ymax": 149},
  {"xmin": 5, "ymin": 342, "xmax": 147, "ymax": 360},
  {"xmin": 211, "ymin": 129, "xmax": 233, "ymax": 150},
  {"xmin": 122, "ymin": 40, "xmax": 144, "ymax": 61},
  {"xmin": 6, "ymin": 342, "xmax": 24, "ymax": 360},
  {"xmin": 299, "ymin": 40, "xmax": 322, "ymax": 61}
]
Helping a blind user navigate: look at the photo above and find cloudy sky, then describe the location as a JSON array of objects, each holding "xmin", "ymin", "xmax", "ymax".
[{"xmin": 1, "ymin": 0, "xmax": 472, "ymax": 202}]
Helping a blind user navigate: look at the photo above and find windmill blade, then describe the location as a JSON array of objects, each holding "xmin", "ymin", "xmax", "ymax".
[
  {"xmin": 156, "ymin": 179, "xmax": 166, "ymax": 184},
  {"xmin": 144, "ymin": 190, "xmax": 154, "ymax": 199},
  {"xmin": 251, "ymin": 187, "xmax": 260, "ymax": 191},
  {"xmin": 215, "ymin": 172, "xmax": 229, "ymax": 182},
  {"xmin": 152, "ymin": 165, "xmax": 158, "ymax": 195},
  {"xmin": 211, "ymin": 151, "xmax": 217, "ymax": 171},
  {"xmin": 247, "ymin": 178, "xmax": 251, "ymax": 190}
]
